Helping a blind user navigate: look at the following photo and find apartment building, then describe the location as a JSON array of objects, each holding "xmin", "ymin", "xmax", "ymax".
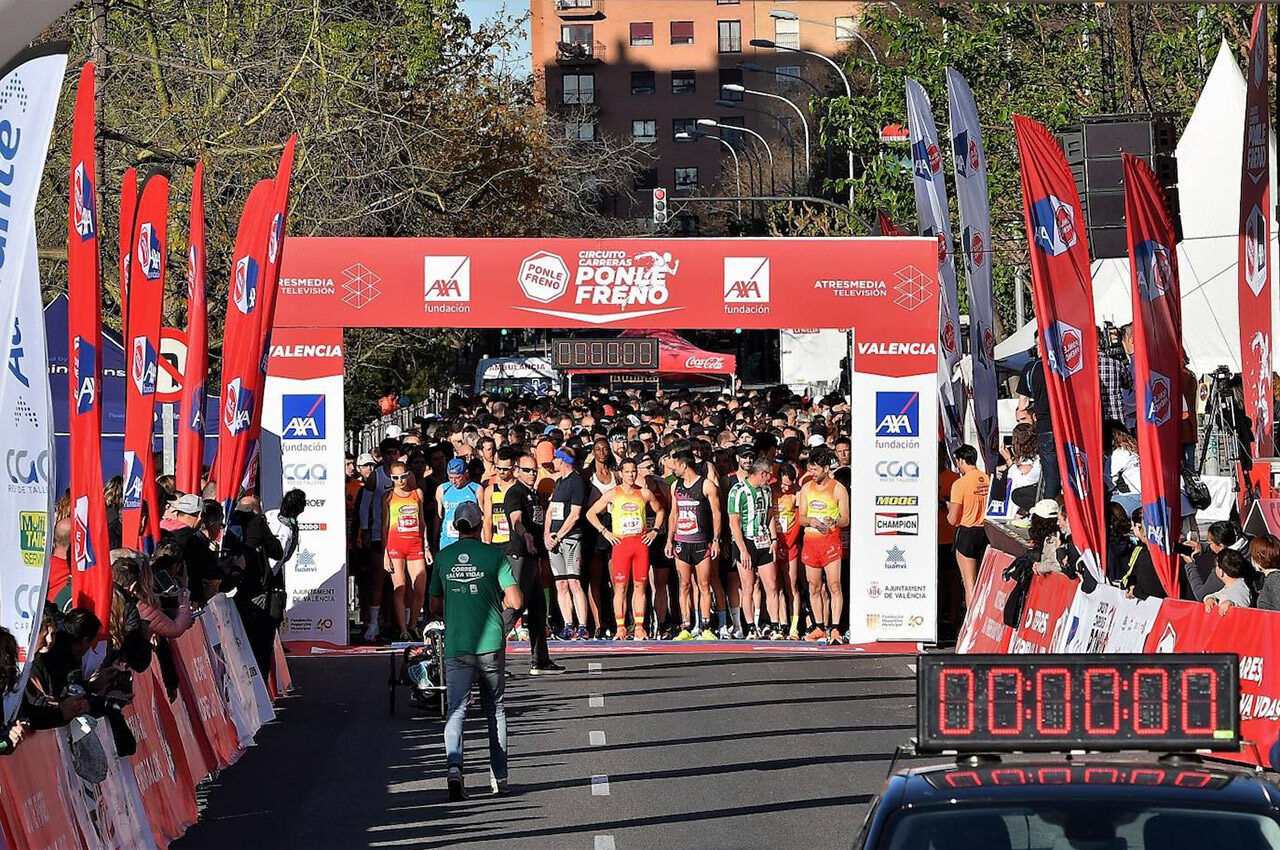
[{"xmin": 531, "ymin": 0, "xmax": 866, "ymax": 220}]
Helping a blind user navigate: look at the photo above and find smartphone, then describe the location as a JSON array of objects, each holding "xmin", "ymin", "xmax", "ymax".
[{"xmin": 154, "ymin": 569, "xmax": 179, "ymax": 595}]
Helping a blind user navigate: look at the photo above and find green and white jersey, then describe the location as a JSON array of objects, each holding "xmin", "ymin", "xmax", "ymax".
[{"xmin": 727, "ymin": 480, "xmax": 772, "ymax": 546}]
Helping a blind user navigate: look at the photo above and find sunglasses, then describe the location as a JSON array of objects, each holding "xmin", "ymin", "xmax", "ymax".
[
  {"xmin": 391, "ymin": 474, "xmax": 409, "ymax": 481},
  {"xmin": 496, "ymin": 465, "xmax": 514, "ymax": 472},
  {"xmin": 518, "ymin": 466, "xmax": 538, "ymax": 473}
]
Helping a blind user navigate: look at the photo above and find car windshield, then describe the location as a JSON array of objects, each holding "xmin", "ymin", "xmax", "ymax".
[{"xmin": 878, "ymin": 803, "xmax": 1280, "ymax": 850}]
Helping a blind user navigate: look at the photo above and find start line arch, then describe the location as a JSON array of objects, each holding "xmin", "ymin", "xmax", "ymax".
[{"xmin": 260, "ymin": 237, "xmax": 941, "ymax": 647}]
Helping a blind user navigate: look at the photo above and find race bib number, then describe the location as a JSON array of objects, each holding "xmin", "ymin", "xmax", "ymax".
[
  {"xmin": 619, "ymin": 514, "xmax": 644, "ymax": 536},
  {"xmin": 676, "ymin": 505, "xmax": 697, "ymax": 535},
  {"xmin": 752, "ymin": 530, "xmax": 771, "ymax": 547},
  {"xmin": 496, "ymin": 514, "xmax": 510, "ymax": 536},
  {"xmin": 549, "ymin": 502, "xmax": 564, "ymax": 522},
  {"xmin": 396, "ymin": 505, "xmax": 419, "ymax": 534},
  {"xmin": 532, "ymin": 504, "xmax": 545, "ymax": 525}
]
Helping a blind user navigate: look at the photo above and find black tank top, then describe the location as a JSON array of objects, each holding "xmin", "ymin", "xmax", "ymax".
[{"xmin": 673, "ymin": 476, "xmax": 713, "ymax": 543}]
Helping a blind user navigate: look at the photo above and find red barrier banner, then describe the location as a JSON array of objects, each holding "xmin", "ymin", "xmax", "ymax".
[
  {"xmin": 1009, "ymin": 570, "xmax": 1079, "ymax": 653},
  {"xmin": 176, "ymin": 161, "xmax": 208, "ymax": 495},
  {"xmin": 151, "ymin": 661, "xmax": 208, "ymax": 806},
  {"xmin": 0, "ymin": 730, "xmax": 80, "ymax": 850},
  {"xmin": 1145, "ymin": 599, "xmax": 1280, "ymax": 769},
  {"xmin": 124, "ymin": 660, "xmax": 195, "ymax": 844},
  {"xmin": 956, "ymin": 548, "xmax": 1015, "ymax": 652},
  {"xmin": 270, "ymin": 635, "xmax": 292, "ymax": 699},
  {"xmin": 172, "ymin": 623, "xmax": 241, "ymax": 770},
  {"xmin": 1239, "ymin": 4, "xmax": 1273, "ymax": 457},
  {"xmin": 1014, "ymin": 115, "xmax": 1106, "ymax": 580}
]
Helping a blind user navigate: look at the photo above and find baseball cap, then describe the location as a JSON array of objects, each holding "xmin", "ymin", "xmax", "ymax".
[
  {"xmin": 627, "ymin": 414, "xmax": 641, "ymax": 427},
  {"xmin": 447, "ymin": 458, "xmax": 466, "ymax": 475},
  {"xmin": 806, "ymin": 434, "xmax": 826, "ymax": 447},
  {"xmin": 1030, "ymin": 499, "xmax": 1060, "ymax": 520},
  {"xmin": 386, "ymin": 424, "xmax": 403, "ymax": 439},
  {"xmin": 357, "ymin": 452, "xmax": 376, "ymax": 467},
  {"xmin": 536, "ymin": 440, "xmax": 555, "ymax": 466},
  {"xmin": 172, "ymin": 493, "xmax": 202, "ymax": 515},
  {"xmin": 735, "ymin": 445, "xmax": 757, "ymax": 461},
  {"xmin": 554, "ymin": 449, "xmax": 576, "ymax": 465},
  {"xmin": 452, "ymin": 501, "xmax": 483, "ymax": 533}
]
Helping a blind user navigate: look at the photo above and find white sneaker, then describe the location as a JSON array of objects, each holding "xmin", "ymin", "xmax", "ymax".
[
  {"xmin": 718, "ymin": 625, "xmax": 734, "ymax": 640},
  {"xmin": 491, "ymin": 776, "xmax": 510, "ymax": 795}
]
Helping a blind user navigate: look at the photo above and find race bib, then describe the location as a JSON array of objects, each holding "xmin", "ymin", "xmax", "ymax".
[
  {"xmin": 778, "ymin": 512, "xmax": 793, "ymax": 532},
  {"xmin": 532, "ymin": 504, "xmax": 545, "ymax": 525},
  {"xmin": 752, "ymin": 529, "xmax": 771, "ymax": 547},
  {"xmin": 496, "ymin": 514, "xmax": 510, "ymax": 535},
  {"xmin": 676, "ymin": 505, "xmax": 697, "ymax": 535},
  {"xmin": 619, "ymin": 514, "xmax": 644, "ymax": 536},
  {"xmin": 396, "ymin": 505, "xmax": 419, "ymax": 534},
  {"xmin": 549, "ymin": 502, "xmax": 564, "ymax": 522}
]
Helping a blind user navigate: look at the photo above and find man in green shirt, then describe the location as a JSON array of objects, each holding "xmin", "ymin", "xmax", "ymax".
[{"xmin": 429, "ymin": 501, "xmax": 522, "ymax": 801}]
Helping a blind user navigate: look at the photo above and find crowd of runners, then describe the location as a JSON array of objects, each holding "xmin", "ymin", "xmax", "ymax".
[{"xmin": 345, "ymin": 386, "xmax": 866, "ymax": 655}]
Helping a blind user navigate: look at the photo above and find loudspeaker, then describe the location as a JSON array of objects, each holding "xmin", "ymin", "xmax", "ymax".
[{"xmin": 1057, "ymin": 114, "xmax": 1181, "ymax": 260}]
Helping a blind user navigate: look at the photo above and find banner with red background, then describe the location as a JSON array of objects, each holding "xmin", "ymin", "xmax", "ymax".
[{"xmin": 1239, "ymin": 4, "xmax": 1272, "ymax": 458}]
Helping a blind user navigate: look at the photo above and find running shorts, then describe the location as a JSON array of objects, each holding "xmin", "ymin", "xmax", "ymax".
[
  {"xmin": 735, "ymin": 539, "xmax": 773, "ymax": 571},
  {"xmin": 385, "ymin": 536, "xmax": 425, "ymax": 560},
  {"xmin": 673, "ymin": 540, "xmax": 711, "ymax": 566},
  {"xmin": 549, "ymin": 536, "xmax": 583, "ymax": 579},
  {"xmin": 611, "ymin": 536, "xmax": 650, "ymax": 584},
  {"xmin": 953, "ymin": 525, "xmax": 989, "ymax": 560},
  {"xmin": 801, "ymin": 531, "xmax": 843, "ymax": 568},
  {"xmin": 775, "ymin": 527, "xmax": 801, "ymax": 564}
]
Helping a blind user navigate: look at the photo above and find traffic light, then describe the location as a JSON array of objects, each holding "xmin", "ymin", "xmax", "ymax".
[{"xmin": 652, "ymin": 188, "xmax": 668, "ymax": 225}]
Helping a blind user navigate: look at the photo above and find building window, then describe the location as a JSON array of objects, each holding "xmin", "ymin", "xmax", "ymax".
[
  {"xmin": 631, "ymin": 70, "xmax": 655, "ymax": 95},
  {"xmin": 671, "ymin": 70, "xmax": 696, "ymax": 95},
  {"xmin": 561, "ymin": 23, "xmax": 593, "ymax": 44},
  {"xmin": 719, "ymin": 114, "xmax": 745, "ymax": 147},
  {"xmin": 635, "ymin": 167, "xmax": 658, "ymax": 191},
  {"xmin": 674, "ymin": 167, "xmax": 699, "ymax": 193},
  {"xmin": 562, "ymin": 72, "xmax": 595, "ymax": 104},
  {"xmin": 775, "ymin": 64, "xmax": 801, "ymax": 89},
  {"xmin": 716, "ymin": 0, "xmax": 740, "ymax": 4},
  {"xmin": 717, "ymin": 20, "xmax": 741, "ymax": 53},
  {"xmin": 566, "ymin": 120, "xmax": 595, "ymax": 141},
  {"xmin": 673, "ymin": 118, "xmax": 698, "ymax": 140},
  {"xmin": 718, "ymin": 68, "xmax": 744, "ymax": 101},
  {"xmin": 559, "ymin": 0, "xmax": 592, "ymax": 7},
  {"xmin": 774, "ymin": 17, "xmax": 800, "ymax": 50},
  {"xmin": 632, "ymin": 119, "xmax": 658, "ymax": 143},
  {"xmin": 670, "ymin": 21, "xmax": 695, "ymax": 45},
  {"xmin": 835, "ymin": 16, "xmax": 857, "ymax": 42},
  {"xmin": 629, "ymin": 21, "xmax": 654, "ymax": 46}
]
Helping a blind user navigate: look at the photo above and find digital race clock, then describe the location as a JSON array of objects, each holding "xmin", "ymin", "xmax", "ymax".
[
  {"xmin": 916, "ymin": 655, "xmax": 1240, "ymax": 753},
  {"xmin": 551, "ymin": 337, "xmax": 660, "ymax": 371}
]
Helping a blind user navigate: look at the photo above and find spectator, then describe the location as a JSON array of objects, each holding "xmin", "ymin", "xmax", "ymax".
[
  {"xmin": 113, "ymin": 548, "xmax": 192, "ymax": 639},
  {"xmin": 1204, "ymin": 548, "xmax": 1253, "ymax": 614},
  {"xmin": 162, "ymin": 494, "xmax": 222, "ymax": 604},
  {"xmin": 225, "ymin": 496, "xmax": 285, "ymax": 675},
  {"xmin": 108, "ymin": 549, "xmax": 154, "ymax": 673},
  {"xmin": 1121, "ymin": 509, "xmax": 1166, "ymax": 601},
  {"xmin": 104, "ymin": 475, "xmax": 124, "ymax": 549},
  {"xmin": 1105, "ymin": 423, "xmax": 1142, "ymax": 513},
  {"xmin": 1099, "ymin": 326, "xmax": 1134, "ymax": 429},
  {"xmin": 1180, "ymin": 355, "xmax": 1198, "ymax": 471},
  {"xmin": 46, "ymin": 516, "xmax": 72, "ymax": 606},
  {"xmin": 1104, "ymin": 501, "xmax": 1135, "ymax": 585},
  {"xmin": 947, "ymin": 444, "xmax": 990, "ymax": 606},
  {"xmin": 1254, "ymin": 533, "xmax": 1280, "ymax": 611},
  {"xmin": 1016, "ymin": 347, "xmax": 1060, "ymax": 498},
  {"xmin": 267, "ymin": 488, "xmax": 306, "ymax": 581},
  {"xmin": 428, "ymin": 502, "xmax": 522, "ymax": 801},
  {"xmin": 24, "ymin": 607, "xmax": 96, "ymax": 730},
  {"xmin": 0, "ymin": 627, "xmax": 27, "ymax": 755},
  {"xmin": 1184, "ymin": 521, "xmax": 1238, "ymax": 600}
]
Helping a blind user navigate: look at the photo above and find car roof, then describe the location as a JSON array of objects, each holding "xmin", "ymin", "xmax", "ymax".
[{"xmin": 890, "ymin": 756, "xmax": 1280, "ymax": 811}]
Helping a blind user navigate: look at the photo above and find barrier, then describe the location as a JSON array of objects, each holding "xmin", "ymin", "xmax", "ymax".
[
  {"xmin": 958, "ymin": 549, "xmax": 1280, "ymax": 768},
  {"xmin": 0, "ymin": 596, "xmax": 291, "ymax": 849}
]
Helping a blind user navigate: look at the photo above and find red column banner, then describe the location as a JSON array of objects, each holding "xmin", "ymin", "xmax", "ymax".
[
  {"xmin": 121, "ymin": 171, "xmax": 169, "ymax": 551},
  {"xmin": 118, "ymin": 166, "xmax": 136, "ymax": 343},
  {"xmin": 1013, "ymin": 115, "xmax": 1106, "ymax": 579},
  {"xmin": 1240, "ymin": 4, "xmax": 1272, "ymax": 457},
  {"xmin": 1125, "ymin": 154, "xmax": 1184, "ymax": 597},
  {"xmin": 177, "ymin": 161, "xmax": 208, "ymax": 495},
  {"xmin": 67, "ymin": 63, "xmax": 113, "ymax": 629}
]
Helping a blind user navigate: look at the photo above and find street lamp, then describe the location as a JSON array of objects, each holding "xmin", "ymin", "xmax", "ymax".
[
  {"xmin": 737, "ymin": 61, "xmax": 826, "ymax": 98},
  {"xmin": 698, "ymin": 118, "xmax": 776, "ymax": 196},
  {"xmin": 716, "ymin": 97, "xmax": 799, "ymax": 192},
  {"xmin": 722, "ymin": 83, "xmax": 811, "ymax": 189},
  {"xmin": 768, "ymin": 9, "xmax": 880, "ymax": 64},
  {"xmin": 676, "ymin": 130, "xmax": 743, "ymax": 221},
  {"xmin": 749, "ymin": 37, "xmax": 854, "ymax": 206}
]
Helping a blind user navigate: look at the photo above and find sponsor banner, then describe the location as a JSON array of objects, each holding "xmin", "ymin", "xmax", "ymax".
[
  {"xmin": 176, "ymin": 161, "xmax": 207, "ymax": 494},
  {"xmin": 263, "ymin": 328, "xmax": 348, "ymax": 646},
  {"xmin": 1009, "ymin": 570, "xmax": 1079, "ymax": 653},
  {"xmin": 1013, "ymin": 115, "xmax": 1106, "ymax": 581},
  {"xmin": 956, "ymin": 549, "xmax": 1016, "ymax": 653},
  {"xmin": 118, "ymin": 167, "xmax": 136, "ymax": 340},
  {"xmin": 170, "ymin": 623, "xmax": 240, "ymax": 770},
  {"xmin": 846, "ymin": 356, "xmax": 938, "ymax": 644},
  {"xmin": 1124, "ymin": 154, "xmax": 1184, "ymax": 596},
  {"xmin": 123, "ymin": 662, "xmax": 190, "ymax": 844},
  {"xmin": 1058, "ymin": 580, "xmax": 1162, "ymax": 653},
  {"xmin": 905, "ymin": 78, "xmax": 964, "ymax": 455},
  {"xmin": 1239, "ymin": 4, "xmax": 1272, "ymax": 457},
  {"xmin": 203, "ymin": 595, "xmax": 275, "ymax": 745},
  {"xmin": 946, "ymin": 69, "xmax": 999, "ymax": 472},
  {"xmin": 779, "ymin": 329, "xmax": 846, "ymax": 397},
  {"xmin": 0, "ymin": 730, "xmax": 81, "ymax": 850},
  {"xmin": 62, "ymin": 722, "xmax": 157, "ymax": 850}
]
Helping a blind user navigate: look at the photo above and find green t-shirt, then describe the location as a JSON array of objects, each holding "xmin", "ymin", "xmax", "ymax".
[{"xmin": 428, "ymin": 537, "xmax": 516, "ymax": 658}]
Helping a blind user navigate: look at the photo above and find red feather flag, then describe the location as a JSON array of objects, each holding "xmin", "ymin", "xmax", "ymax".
[{"xmin": 176, "ymin": 162, "xmax": 208, "ymax": 495}]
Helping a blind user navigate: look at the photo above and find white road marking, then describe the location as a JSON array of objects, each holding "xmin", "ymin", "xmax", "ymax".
[
  {"xmin": 589, "ymin": 661, "xmax": 603, "ymax": 674},
  {"xmin": 590, "ymin": 730, "xmax": 607, "ymax": 747},
  {"xmin": 589, "ymin": 693, "xmax": 604, "ymax": 708},
  {"xmin": 595, "ymin": 836, "xmax": 617, "ymax": 850},
  {"xmin": 907, "ymin": 662, "xmax": 917, "ymax": 673},
  {"xmin": 592, "ymin": 775, "xmax": 611, "ymax": 796}
]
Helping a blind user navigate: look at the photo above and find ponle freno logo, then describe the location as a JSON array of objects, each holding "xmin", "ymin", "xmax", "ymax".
[
  {"xmin": 723, "ymin": 257, "xmax": 770, "ymax": 313},
  {"xmin": 517, "ymin": 251, "xmax": 571, "ymax": 303},
  {"xmin": 1144, "ymin": 371, "xmax": 1172, "ymax": 427},
  {"xmin": 1044, "ymin": 320, "xmax": 1083, "ymax": 380},
  {"xmin": 423, "ymin": 255, "xmax": 471, "ymax": 312},
  {"xmin": 516, "ymin": 248, "xmax": 683, "ymax": 324},
  {"xmin": 1031, "ymin": 194, "xmax": 1078, "ymax": 257}
]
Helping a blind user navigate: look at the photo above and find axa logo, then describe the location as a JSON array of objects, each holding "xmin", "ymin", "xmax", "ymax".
[
  {"xmin": 122, "ymin": 450, "xmax": 144, "ymax": 510},
  {"xmin": 188, "ymin": 385, "xmax": 206, "ymax": 433},
  {"xmin": 1142, "ymin": 497, "xmax": 1172, "ymax": 554},
  {"xmin": 8, "ymin": 316, "xmax": 28, "ymax": 388},
  {"xmin": 282, "ymin": 394, "xmax": 326, "ymax": 440},
  {"xmin": 73, "ymin": 161, "xmax": 96, "ymax": 241},
  {"xmin": 136, "ymin": 222, "xmax": 163, "ymax": 281},
  {"xmin": 233, "ymin": 255, "xmax": 259, "ymax": 314},
  {"xmin": 130, "ymin": 336, "xmax": 157, "ymax": 396},
  {"xmin": 73, "ymin": 336, "xmax": 96, "ymax": 415},
  {"xmin": 187, "ymin": 244, "xmax": 200, "ymax": 299},
  {"xmin": 73, "ymin": 495, "xmax": 96, "ymax": 572},
  {"xmin": 1044, "ymin": 321, "xmax": 1083, "ymax": 380},
  {"xmin": 1144, "ymin": 371, "xmax": 1172, "ymax": 427},
  {"xmin": 1064, "ymin": 442, "xmax": 1090, "ymax": 500},
  {"xmin": 875, "ymin": 391, "xmax": 920, "ymax": 438},
  {"xmin": 1031, "ymin": 195, "xmax": 1078, "ymax": 257},
  {"xmin": 223, "ymin": 377, "xmax": 253, "ymax": 435},
  {"xmin": 723, "ymin": 257, "xmax": 770, "ymax": 303},
  {"xmin": 267, "ymin": 212, "xmax": 283, "ymax": 264},
  {"xmin": 423, "ymin": 256, "xmax": 471, "ymax": 303},
  {"xmin": 911, "ymin": 139, "xmax": 941, "ymax": 180},
  {"xmin": 1136, "ymin": 239, "xmax": 1173, "ymax": 301},
  {"xmin": 953, "ymin": 130, "xmax": 971, "ymax": 177}
]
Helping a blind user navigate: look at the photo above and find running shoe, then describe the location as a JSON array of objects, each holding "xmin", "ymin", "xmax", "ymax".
[
  {"xmin": 771, "ymin": 628, "xmax": 788, "ymax": 641},
  {"xmin": 575, "ymin": 625, "xmax": 590, "ymax": 641},
  {"xmin": 558, "ymin": 626, "xmax": 576, "ymax": 641},
  {"xmin": 613, "ymin": 628, "xmax": 628, "ymax": 641},
  {"xmin": 717, "ymin": 625, "xmax": 734, "ymax": 640},
  {"xmin": 787, "ymin": 630, "xmax": 801, "ymax": 641},
  {"xmin": 594, "ymin": 628, "xmax": 609, "ymax": 641},
  {"xmin": 697, "ymin": 628, "xmax": 719, "ymax": 640},
  {"xmin": 746, "ymin": 627, "xmax": 760, "ymax": 641},
  {"xmin": 529, "ymin": 662, "xmax": 567, "ymax": 675},
  {"xmin": 632, "ymin": 625, "xmax": 649, "ymax": 641},
  {"xmin": 828, "ymin": 628, "xmax": 844, "ymax": 645},
  {"xmin": 731, "ymin": 624, "xmax": 745, "ymax": 640},
  {"xmin": 673, "ymin": 628, "xmax": 695, "ymax": 641},
  {"xmin": 804, "ymin": 626, "xmax": 828, "ymax": 642},
  {"xmin": 447, "ymin": 765, "xmax": 467, "ymax": 802}
]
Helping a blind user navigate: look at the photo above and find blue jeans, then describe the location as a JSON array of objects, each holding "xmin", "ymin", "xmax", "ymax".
[
  {"xmin": 444, "ymin": 650, "xmax": 508, "ymax": 782},
  {"xmin": 1037, "ymin": 430, "xmax": 1062, "ymax": 499}
]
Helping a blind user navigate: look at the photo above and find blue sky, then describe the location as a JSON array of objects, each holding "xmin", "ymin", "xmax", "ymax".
[{"xmin": 459, "ymin": 0, "xmax": 532, "ymax": 71}]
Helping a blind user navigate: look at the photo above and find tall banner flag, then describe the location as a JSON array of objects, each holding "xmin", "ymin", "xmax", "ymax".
[
  {"xmin": 0, "ymin": 44, "xmax": 67, "ymax": 721},
  {"xmin": 121, "ymin": 171, "xmax": 169, "ymax": 551},
  {"xmin": 876, "ymin": 209, "xmax": 908, "ymax": 237},
  {"xmin": 118, "ymin": 166, "xmax": 136, "ymax": 339},
  {"xmin": 905, "ymin": 79, "xmax": 964, "ymax": 455},
  {"xmin": 1239, "ymin": 4, "xmax": 1272, "ymax": 457},
  {"xmin": 67, "ymin": 63, "xmax": 113, "ymax": 631},
  {"xmin": 214, "ymin": 178, "xmax": 275, "ymax": 507},
  {"xmin": 946, "ymin": 68, "xmax": 999, "ymax": 474},
  {"xmin": 1124, "ymin": 154, "xmax": 1184, "ymax": 598},
  {"xmin": 177, "ymin": 162, "xmax": 207, "ymax": 495},
  {"xmin": 1013, "ymin": 115, "xmax": 1106, "ymax": 579}
]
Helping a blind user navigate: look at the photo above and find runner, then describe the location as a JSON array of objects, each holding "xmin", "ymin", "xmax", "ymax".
[
  {"xmin": 797, "ymin": 446, "xmax": 850, "ymax": 644},
  {"xmin": 481, "ymin": 446, "xmax": 517, "ymax": 548},
  {"xmin": 587, "ymin": 457, "xmax": 666, "ymax": 640},
  {"xmin": 665, "ymin": 449, "xmax": 722, "ymax": 641},
  {"xmin": 503, "ymin": 452, "xmax": 563, "ymax": 673},
  {"xmin": 585, "ymin": 438, "xmax": 618, "ymax": 638},
  {"xmin": 946, "ymin": 444, "xmax": 991, "ymax": 607},
  {"xmin": 728, "ymin": 457, "xmax": 780, "ymax": 639},
  {"xmin": 545, "ymin": 448, "xmax": 590, "ymax": 640},
  {"xmin": 436, "ymin": 458, "xmax": 481, "ymax": 551},
  {"xmin": 381, "ymin": 461, "xmax": 434, "ymax": 641},
  {"xmin": 637, "ymin": 452, "xmax": 673, "ymax": 636},
  {"xmin": 773, "ymin": 462, "xmax": 803, "ymax": 640}
]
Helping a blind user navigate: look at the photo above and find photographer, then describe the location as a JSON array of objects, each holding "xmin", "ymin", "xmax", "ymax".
[{"xmin": 23, "ymin": 607, "xmax": 97, "ymax": 730}]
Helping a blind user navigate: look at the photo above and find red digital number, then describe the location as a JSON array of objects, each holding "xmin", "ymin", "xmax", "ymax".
[
  {"xmin": 945, "ymin": 771, "xmax": 981, "ymax": 789},
  {"xmin": 1084, "ymin": 669, "xmax": 1120, "ymax": 734},
  {"xmin": 1130, "ymin": 769, "xmax": 1165, "ymax": 786},
  {"xmin": 1173, "ymin": 771, "xmax": 1212, "ymax": 789},
  {"xmin": 1181, "ymin": 668, "xmax": 1218, "ymax": 735},
  {"xmin": 986, "ymin": 668, "xmax": 1024, "ymax": 736},
  {"xmin": 1133, "ymin": 668, "xmax": 1169, "ymax": 735},
  {"xmin": 1037, "ymin": 767, "xmax": 1071, "ymax": 785},
  {"xmin": 1083, "ymin": 768, "xmax": 1119, "ymax": 785},
  {"xmin": 938, "ymin": 669, "xmax": 974, "ymax": 735},
  {"xmin": 1035, "ymin": 667, "xmax": 1071, "ymax": 735},
  {"xmin": 991, "ymin": 768, "xmax": 1028, "ymax": 786}
]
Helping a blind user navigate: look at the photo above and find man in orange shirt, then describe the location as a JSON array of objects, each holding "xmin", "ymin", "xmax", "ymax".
[
  {"xmin": 946, "ymin": 444, "xmax": 991, "ymax": 608},
  {"xmin": 937, "ymin": 445, "xmax": 961, "ymax": 630}
]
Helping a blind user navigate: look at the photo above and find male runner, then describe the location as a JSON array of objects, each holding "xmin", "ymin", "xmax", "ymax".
[
  {"xmin": 587, "ymin": 457, "xmax": 665, "ymax": 640},
  {"xmin": 664, "ymin": 449, "xmax": 722, "ymax": 640},
  {"xmin": 637, "ymin": 452, "xmax": 673, "ymax": 635},
  {"xmin": 482, "ymin": 447, "xmax": 518, "ymax": 548},
  {"xmin": 728, "ymin": 458, "xmax": 780, "ymax": 639},
  {"xmin": 797, "ymin": 446, "xmax": 850, "ymax": 644},
  {"xmin": 503, "ymin": 453, "xmax": 563, "ymax": 673},
  {"xmin": 773, "ymin": 462, "xmax": 803, "ymax": 639},
  {"xmin": 545, "ymin": 449, "xmax": 590, "ymax": 640},
  {"xmin": 436, "ymin": 458, "xmax": 480, "ymax": 551}
]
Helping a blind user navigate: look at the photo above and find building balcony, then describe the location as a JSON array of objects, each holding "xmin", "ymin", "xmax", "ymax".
[
  {"xmin": 555, "ymin": 0, "xmax": 598, "ymax": 17},
  {"xmin": 556, "ymin": 41, "xmax": 605, "ymax": 65},
  {"xmin": 551, "ymin": 90, "xmax": 602, "ymax": 111}
]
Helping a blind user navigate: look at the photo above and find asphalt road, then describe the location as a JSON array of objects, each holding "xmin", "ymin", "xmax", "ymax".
[{"xmin": 173, "ymin": 647, "xmax": 920, "ymax": 850}]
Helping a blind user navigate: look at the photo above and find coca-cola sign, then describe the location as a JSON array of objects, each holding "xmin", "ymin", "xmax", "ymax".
[{"xmin": 685, "ymin": 355, "xmax": 725, "ymax": 371}]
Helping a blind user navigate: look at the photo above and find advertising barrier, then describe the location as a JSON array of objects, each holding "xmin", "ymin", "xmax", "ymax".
[
  {"xmin": 958, "ymin": 545, "xmax": 1280, "ymax": 768},
  {"xmin": 0, "ymin": 597, "xmax": 289, "ymax": 850}
]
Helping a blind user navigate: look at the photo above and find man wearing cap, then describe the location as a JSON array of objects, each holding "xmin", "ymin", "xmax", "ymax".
[
  {"xmin": 545, "ymin": 449, "xmax": 590, "ymax": 640},
  {"xmin": 429, "ymin": 502, "xmax": 522, "ymax": 800},
  {"xmin": 436, "ymin": 459, "xmax": 481, "ymax": 552}
]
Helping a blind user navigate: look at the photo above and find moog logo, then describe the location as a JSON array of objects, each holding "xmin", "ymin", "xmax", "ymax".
[{"xmin": 875, "ymin": 392, "xmax": 919, "ymax": 438}]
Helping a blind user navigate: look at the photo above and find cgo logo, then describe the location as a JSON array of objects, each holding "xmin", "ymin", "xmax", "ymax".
[
  {"xmin": 6, "ymin": 449, "xmax": 48, "ymax": 486},
  {"xmin": 13, "ymin": 583, "xmax": 40, "ymax": 623},
  {"xmin": 875, "ymin": 460, "xmax": 920, "ymax": 482},
  {"xmin": 283, "ymin": 463, "xmax": 327, "ymax": 482}
]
